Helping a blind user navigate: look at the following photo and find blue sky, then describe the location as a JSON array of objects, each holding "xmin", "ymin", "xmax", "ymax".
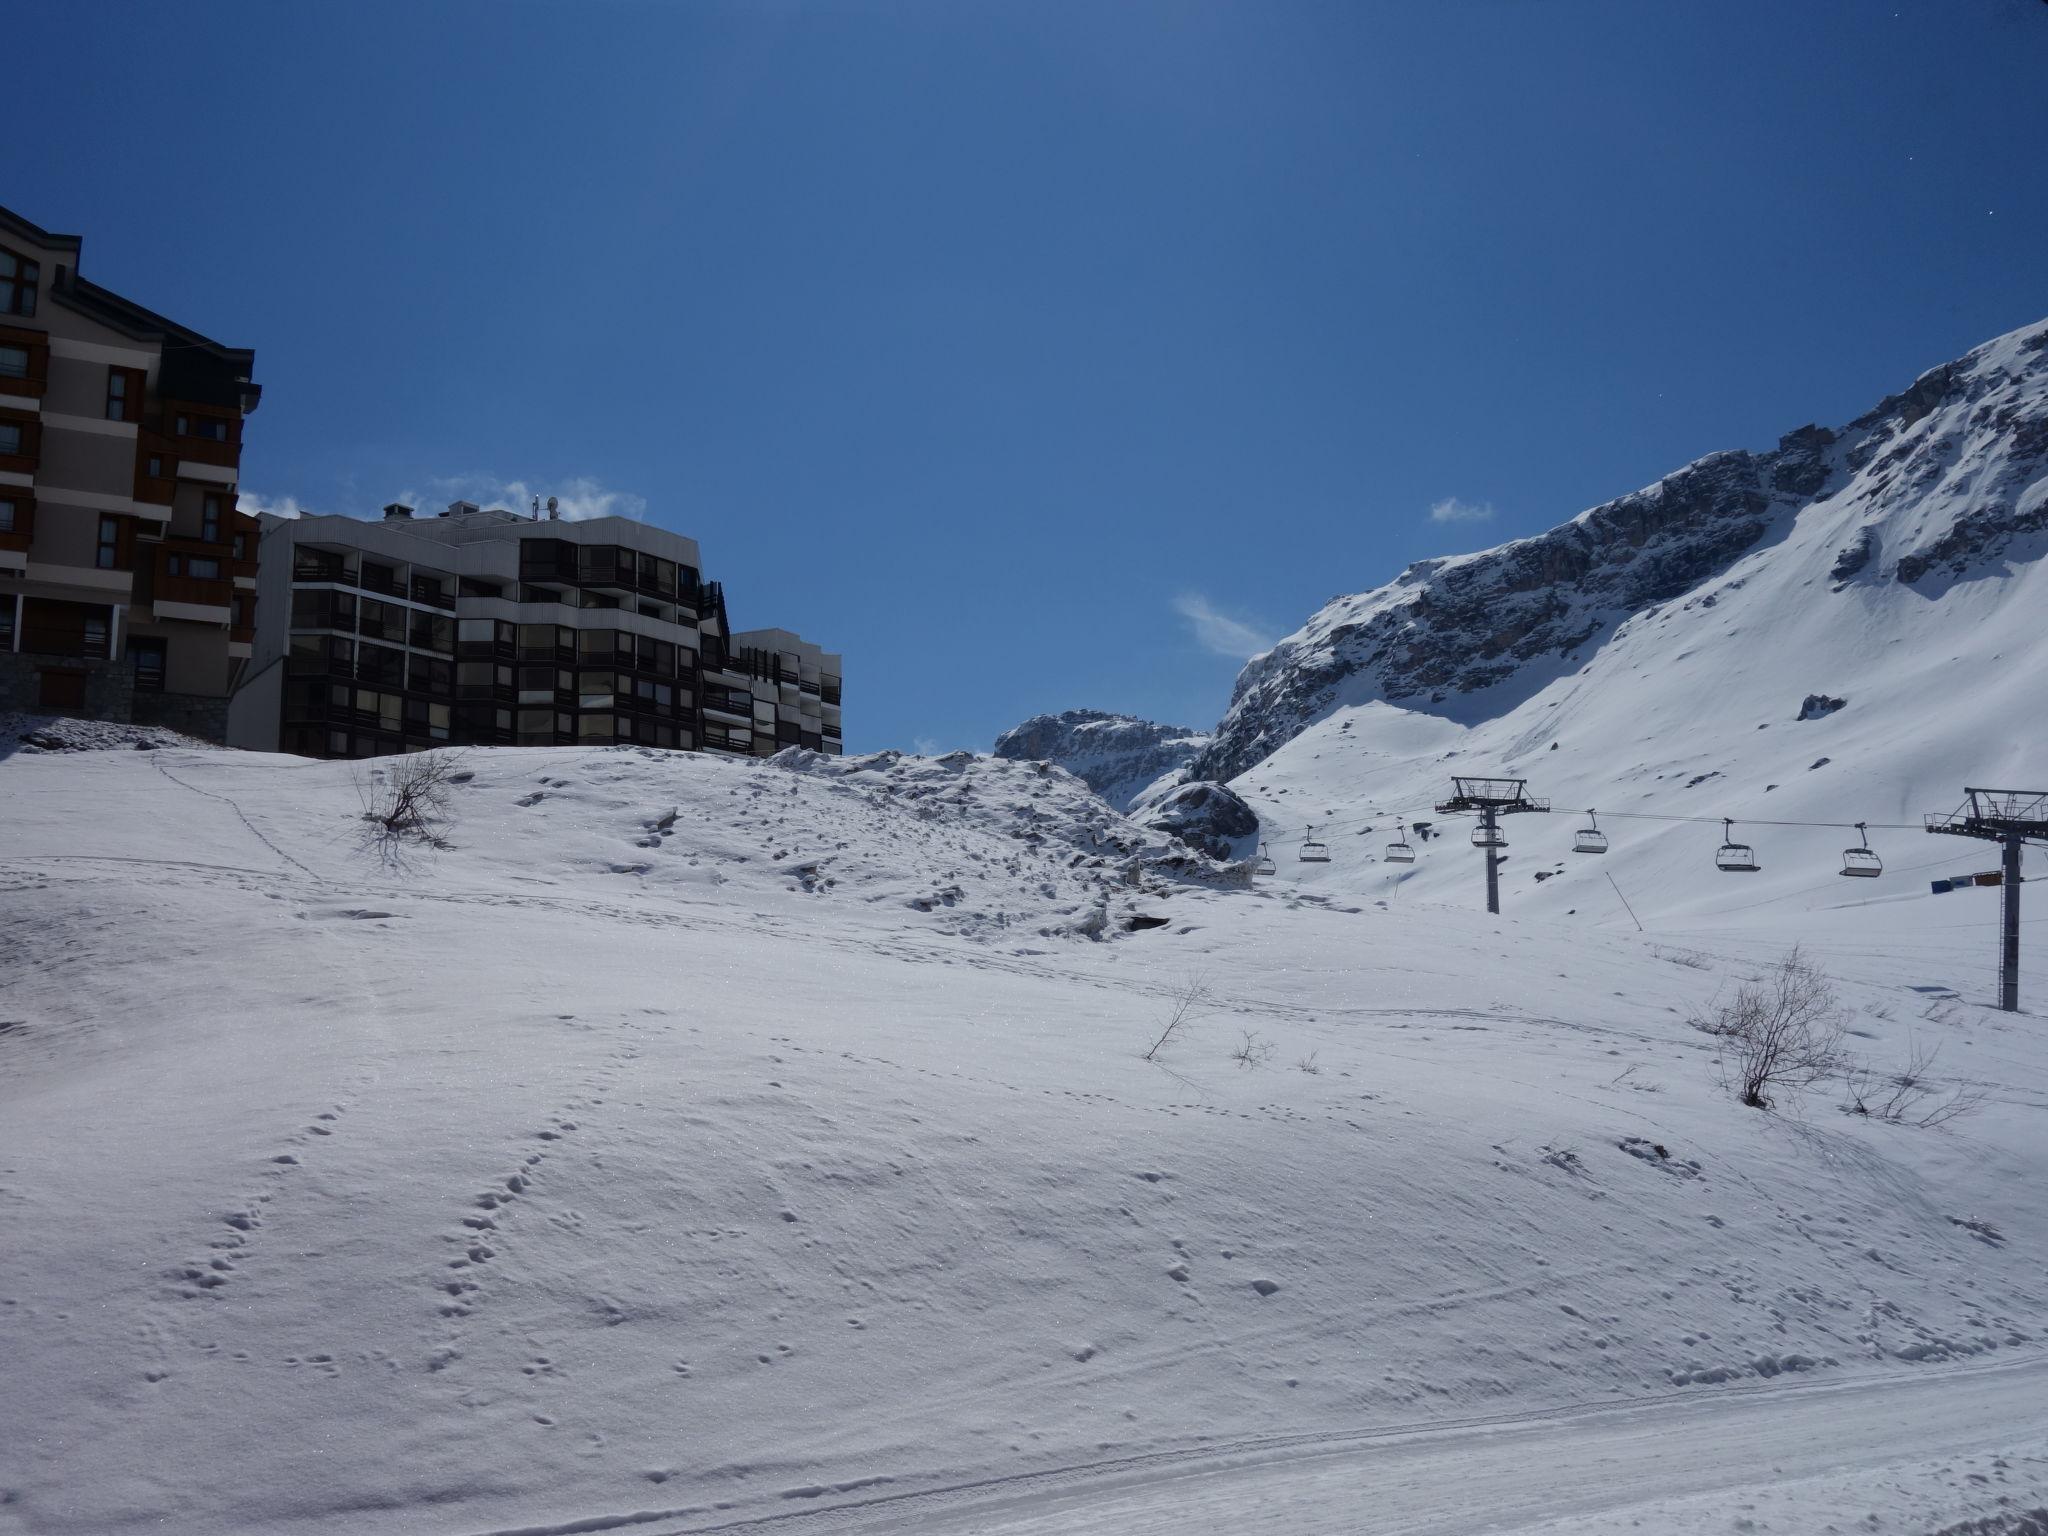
[{"xmin": 14, "ymin": 1, "xmax": 2046, "ymax": 753}]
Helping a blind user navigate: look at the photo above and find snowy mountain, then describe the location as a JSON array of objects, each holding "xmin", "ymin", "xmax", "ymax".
[
  {"xmin": 1196, "ymin": 317, "xmax": 2048, "ymax": 785},
  {"xmin": 1194, "ymin": 318, "xmax": 2048, "ymax": 942},
  {"xmin": 993, "ymin": 708, "xmax": 1210, "ymax": 811}
]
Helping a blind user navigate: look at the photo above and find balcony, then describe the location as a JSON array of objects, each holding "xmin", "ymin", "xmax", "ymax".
[
  {"xmin": 409, "ymin": 576, "xmax": 456, "ymax": 611},
  {"xmin": 293, "ymin": 552, "xmax": 354, "ymax": 584},
  {"xmin": 152, "ymin": 540, "xmax": 232, "ymax": 621},
  {"xmin": 22, "ymin": 625, "xmax": 111, "ymax": 660}
]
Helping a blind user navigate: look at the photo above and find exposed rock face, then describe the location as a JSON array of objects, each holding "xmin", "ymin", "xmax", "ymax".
[
  {"xmin": 1798, "ymin": 695, "xmax": 1847, "ymax": 721},
  {"xmin": 1192, "ymin": 318, "xmax": 2048, "ymax": 784},
  {"xmin": 992, "ymin": 709, "xmax": 1211, "ymax": 812},
  {"xmin": 1135, "ymin": 780, "xmax": 1260, "ymax": 860}
]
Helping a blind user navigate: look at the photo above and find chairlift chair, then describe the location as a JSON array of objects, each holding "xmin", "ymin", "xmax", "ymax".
[
  {"xmin": 1573, "ymin": 810, "xmax": 1609, "ymax": 855},
  {"xmin": 1471, "ymin": 822, "xmax": 1507, "ymax": 849},
  {"xmin": 1298, "ymin": 826, "xmax": 1331, "ymax": 863},
  {"xmin": 1384, "ymin": 824, "xmax": 1416, "ymax": 863},
  {"xmin": 1840, "ymin": 823, "xmax": 1882, "ymax": 879},
  {"xmin": 1715, "ymin": 818, "xmax": 1761, "ymax": 873},
  {"xmin": 1254, "ymin": 841, "xmax": 1277, "ymax": 876}
]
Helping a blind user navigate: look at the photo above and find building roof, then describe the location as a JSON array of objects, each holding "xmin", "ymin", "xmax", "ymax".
[{"xmin": 0, "ymin": 201, "xmax": 260, "ymax": 414}]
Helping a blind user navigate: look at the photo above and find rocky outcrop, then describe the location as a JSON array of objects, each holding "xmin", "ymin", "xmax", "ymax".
[
  {"xmin": 1192, "ymin": 317, "xmax": 2048, "ymax": 784},
  {"xmin": 993, "ymin": 709, "xmax": 1210, "ymax": 812},
  {"xmin": 1135, "ymin": 780, "xmax": 1260, "ymax": 860}
]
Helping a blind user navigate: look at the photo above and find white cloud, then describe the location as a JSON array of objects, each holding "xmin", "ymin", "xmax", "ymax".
[
  {"xmin": 913, "ymin": 736, "xmax": 942, "ymax": 757},
  {"xmin": 1428, "ymin": 496, "xmax": 1496, "ymax": 524},
  {"xmin": 237, "ymin": 491, "xmax": 311, "ymax": 519},
  {"xmin": 1173, "ymin": 592, "xmax": 1276, "ymax": 660},
  {"xmin": 423, "ymin": 474, "xmax": 649, "ymax": 523}
]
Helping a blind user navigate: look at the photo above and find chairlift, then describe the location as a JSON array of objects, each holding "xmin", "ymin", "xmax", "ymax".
[
  {"xmin": 1299, "ymin": 826, "xmax": 1331, "ymax": 863},
  {"xmin": 1384, "ymin": 824, "xmax": 1416, "ymax": 863},
  {"xmin": 1572, "ymin": 809, "xmax": 1609, "ymax": 854},
  {"xmin": 1839, "ymin": 822, "xmax": 1882, "ymax": 879},
  {"xmin": 1715, "ymin": 817, "xmax": 1760, "ymax": 873},
  {"xmin": 1254, "ymin": 841, "xmax": 1277, "ymax": 876},
  {"xmin": 1471, "ymin": 821, "xmax": 1507, "ymax": 849}
]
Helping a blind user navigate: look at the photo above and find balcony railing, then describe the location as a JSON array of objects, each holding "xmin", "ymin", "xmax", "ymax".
[{"xmin": 22, "ymin": 626, "xmax": 111, "ymax": 659}]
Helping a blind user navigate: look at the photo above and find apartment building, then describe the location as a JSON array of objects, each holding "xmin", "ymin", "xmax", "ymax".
[
  {"xmin": 227, "ymin": 502, "xmax": 842, "ymax": 759},
  {"xmin": 0, "ymin": 204, "xmax": 260, "ymax": 735}
]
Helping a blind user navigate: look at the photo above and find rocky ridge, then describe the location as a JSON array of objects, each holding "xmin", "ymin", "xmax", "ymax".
[
  {"xmin": 1191, "ymin": 318, "xmax": 2048, "ymax": 783},
  {"xmin": 992, "ymin": 708, "xmax": 1210, "ymax": 811}
]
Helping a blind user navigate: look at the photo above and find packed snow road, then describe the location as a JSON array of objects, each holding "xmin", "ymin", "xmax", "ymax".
[{"xmin": 664, "ymin": 1352, "xmax": 2048, "ymax": 1536}]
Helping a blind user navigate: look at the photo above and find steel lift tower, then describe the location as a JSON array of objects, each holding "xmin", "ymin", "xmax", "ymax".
[
  {"xmin": 1925, "ymin": 788, "xmax": 2047, "ymax": 1012},
  {"xmin": 1435, "ymin": 777, "xmax": 1550, "ymax": 915}
]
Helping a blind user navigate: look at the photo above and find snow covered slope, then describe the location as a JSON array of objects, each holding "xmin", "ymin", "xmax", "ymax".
[
  {"xmin": 993, "ymin": 709, "xmax": 1210, "ymax": 812},
  {"xmin": 1205, "ymin": 318, "xmax": 2048, "ymax": 953},
  {"xmin": 3, "ymin": 744, "xmax": 2046, "ymax": 1535}
]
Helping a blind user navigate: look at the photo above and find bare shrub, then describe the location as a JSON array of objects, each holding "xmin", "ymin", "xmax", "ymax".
[
  {"xmin": 1698, "ymin": 947, "xmax": 1846, "ymax": 1110},
  {"xmin": 1229, "ymin": 1029, "xmax": 1276, "ymax": 1071},
  {"xmin": 356, "ymin": 749, "xmax": 465, "ymax": 850},
  {"xmin": 1842, "ymin": 1037, "xmax": 1990, "ymax": 1129},
  {"xmin": 1143, "ymin": 973, "xmax": 1213, "ymax": 1063},
  {"xmin": 1294, "ymin": 1051, "xmax": 1321, "ymax": 1075}
]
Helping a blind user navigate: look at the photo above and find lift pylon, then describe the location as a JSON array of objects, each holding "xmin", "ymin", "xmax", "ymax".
[
  {"xmin": 1926, "ymin": 788, "xmax": 2048, "ymax": 1012},
  {"xmin": 1434, "ymin": 777, "xmax": 1550, "ymax": 915}
]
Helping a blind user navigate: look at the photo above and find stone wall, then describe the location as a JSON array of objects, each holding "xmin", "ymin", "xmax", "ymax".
[
  {"xmin": 0, "ymin": 649, "xmax": 135, "ymax": 721},
  {"xmin": 129, "ymin": 689, "xmax": 229, "ymax": 743}
]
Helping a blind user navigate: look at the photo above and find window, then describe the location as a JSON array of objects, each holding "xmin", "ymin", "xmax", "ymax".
[
  {"xmin": 408, "ymin": 655, "xmax": 453, "ymax": 694},
  {"xmin": 0, "ymin": 345, "xmax": 27, "ymax": 379},
  {"xmin": 0, "ymin": 602, "xmax": 11, "ymax": 649},
  {"xmin": 459, "ymin": 577, "xmax": 503, "ymax": 599},
  {"xmin": 0, "ymin": 247, "xmax": 38, "ymax": 317},
  {"xmin": 409, "ymin": 612, "xmax": 452, "ymax": 653},
  {"xmin": 0, "ymin": 496, "xmax": 15, "ymax": 533},
  {"xmin": 291, "ymin": 589, "xmax": 352, "ymax": 629},
  {"xmin": 357, "ymin": 597, "xmax": 403, "ymax": 640},
  {"xmin": 175, "ymin": 414, "xmax": 230, "ymax": 443},
  {"xmin": 355, "ymin": 689, "xmax": 402, "ymax": 732},
  {"xmin": 96, "ymin": 516, "xmax": 120, "ymax": 570},
  {"xmin": 147, "ymin": 455, "xmax": 163, "ymax": 478},
  {"xmin": 128, "ymin": 638, "xmax": 167, "ymax": 693},
  {"xmin": 0, "ymin": 421, "xmax": 20, "ymax": 456},
  {"xmin": 167, "ymin": 554, "xmax": 221, "ymax": 579},
  {"xmin": 106, "ymin": 370, "xmax": 130, "ymax": 422},
  {"xmin": 404, "ymin": 698, "xmax": 452, "ymax": 742},
  {"xmin": 83, "ymin": 613, "xmax": 109, "ymax": 658},
  {"xmin": 201, "ymin": 495, "xmax": 222, "ymax": 543},
  {"xmin": 357, "ymin": 643, "xmax": 404, "ymax": 684}
]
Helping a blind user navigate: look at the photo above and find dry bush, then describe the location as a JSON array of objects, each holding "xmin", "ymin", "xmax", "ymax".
[
  {"xmin": 356, "ymin": 749, "xmax": 466, "ymax": 850},
  {"xmin": 1699, "ymin": 947, "xmax": 1847, "ymax": 1110},
  {"xmin": 1842, "ymin": 1037, "xmax": 1989, "ymax": 1129},
  {"xmin": 1143, "ymin": 973, "xmax": 1213, "ymax": 1063},
  {"xmin": 1229, "ymin": 1029, "xmax": 1276, "ymax": 1071}
]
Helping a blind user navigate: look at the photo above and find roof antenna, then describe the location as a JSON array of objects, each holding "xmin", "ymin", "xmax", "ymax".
[{"xmin": 531, "ymin": 496, "xmax": 540, "ymax": 520}]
